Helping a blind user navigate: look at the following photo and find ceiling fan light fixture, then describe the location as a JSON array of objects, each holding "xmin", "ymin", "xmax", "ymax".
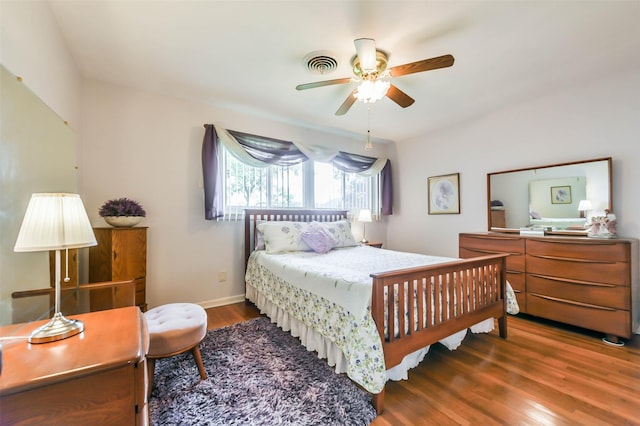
[
  {"xmin": 354, "ymin": 78, "xmax": 390, "ymax": 103},
  {"xmin": 296, "ymin": 37, "xmax": 453, "ymax": 116}
]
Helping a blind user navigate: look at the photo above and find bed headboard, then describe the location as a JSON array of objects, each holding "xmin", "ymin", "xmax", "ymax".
[{"xmin": 244, "ymin": 209, "xmax": 349, "ymax": 267}]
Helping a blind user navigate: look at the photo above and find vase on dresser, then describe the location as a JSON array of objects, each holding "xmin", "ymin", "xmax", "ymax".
[{"xmin": 103, "ymin": 216, "xmax": 143, "ymax": 227}]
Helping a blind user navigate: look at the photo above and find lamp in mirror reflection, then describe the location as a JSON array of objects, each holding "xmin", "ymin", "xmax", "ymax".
[
  {"xmin": 358, "ymin": 208, "xmax": 372, "ymax": 243},
  {"xmin": 14, "ymin": 193, "xmax": 97, "ymax": 344},
  {"xmin": 578, "ymin": 199, "xmax": 592, "ymax": 220}
]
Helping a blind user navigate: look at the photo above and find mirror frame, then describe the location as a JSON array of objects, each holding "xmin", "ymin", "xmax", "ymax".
[{"xmin": 487, "ymin": 157, "xmax": 612, "ymax": 233}]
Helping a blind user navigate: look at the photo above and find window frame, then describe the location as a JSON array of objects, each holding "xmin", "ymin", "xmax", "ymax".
[{"xmin": 222, "ymin": 146, "xmax": 380, "ymax": 218}]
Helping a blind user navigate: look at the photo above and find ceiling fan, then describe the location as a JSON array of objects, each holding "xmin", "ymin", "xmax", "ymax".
[{"xmin": 296, "ymin": 38, "xmax": 455, "ymax": 116}]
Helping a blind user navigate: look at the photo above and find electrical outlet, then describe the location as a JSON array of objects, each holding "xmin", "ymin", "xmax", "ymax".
[{"xmin": 218, "ymin": 271, "xmax": 227, "ymax": 282}]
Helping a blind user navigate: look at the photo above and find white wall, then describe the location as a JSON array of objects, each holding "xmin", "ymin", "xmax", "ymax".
[
  {"xmin": 387, "ymin": 67, "xmax": 640, "ymax": 257},
  {"xmin": 1, "ymin": 1, "xmax": 83, "ymax": 324},
  {"xmin": 0, "ymin": 1, "xmax": 81, "ymax": 127},
  {"xmin": 78, "ymin": 80, "xmax": 389, "ymax": 309}
]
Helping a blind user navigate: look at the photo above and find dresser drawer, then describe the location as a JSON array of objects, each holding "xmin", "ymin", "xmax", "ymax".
[
  {"xmin": 460, "ymin": 234, "xmax": 524, "ymax": 254},
  {"xmin": 526, "ymin": 293, "xmax": 631, "ymax": 338},
  {"xmin": 527, "ymin": 274, "xmax": 630, "ymax": 310},
  {"xmin": 459, "ymin": 235, "xmax": 525, "ymax": 272},
  {"xmin": 526, "ymin": 254, "xmax": 629, "ymax": 286},
  {"xmin": 526, "ymin": 239, "xmax": 630, "ymax": 262}
]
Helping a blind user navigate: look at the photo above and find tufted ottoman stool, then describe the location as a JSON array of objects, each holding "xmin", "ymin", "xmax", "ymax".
[{"xmin": 144, "ymin": 303, "xmax": 208, "ymax": 393}]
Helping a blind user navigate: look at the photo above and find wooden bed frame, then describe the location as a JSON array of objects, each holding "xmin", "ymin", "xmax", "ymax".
[{"xmin": 244, "ymin": 208, "xmax": 508, "ymax": 414}]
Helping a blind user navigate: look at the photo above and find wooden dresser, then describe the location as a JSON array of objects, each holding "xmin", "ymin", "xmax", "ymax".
[
  {"xmin": 460, "ymin": 232, "xmax": 639, "ymax": 343},
  {"xmin": 90, "ymin": 227, "xmax": 148, "ymax": 311},
  {"xmin": 0, "ymin": 307, "xmax": 149, "ymax": 425}
]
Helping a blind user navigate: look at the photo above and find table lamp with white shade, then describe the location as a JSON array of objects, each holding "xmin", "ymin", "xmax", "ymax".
[
  {"xmin": 358, "ymin": 208, "xmax": 372, "ymax": 243},
  {"xmin": 14, "ymin": 193, "xmax": 97, "ymax": 344},
  {"xmin": 578, "ymin": 199, "xmax": 593, "ymax": 223}
]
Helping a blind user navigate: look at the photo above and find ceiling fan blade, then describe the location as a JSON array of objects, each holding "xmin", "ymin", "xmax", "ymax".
[
  {"xmin": 354, "ymin": 38, "xmax": 377, "ymax": 72},
  {"xmin": 296, "ymin": 77, "xmax": 352, "ymax": 91},
  {"xmin": 389, "ymin": 54, "xmax": 454, "ymax": 77},
  {"xmin": 335, "ymin": 90, "xmax": 357, "ymax": 115},
  {"xmin": 386, "ymin": 84, "xmax": 415, "ymax": 108}
]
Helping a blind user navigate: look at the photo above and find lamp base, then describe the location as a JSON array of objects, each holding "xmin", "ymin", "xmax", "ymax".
[{"xmin": 29, "ymin": 312, "xmax": 84, "ymax": 344}]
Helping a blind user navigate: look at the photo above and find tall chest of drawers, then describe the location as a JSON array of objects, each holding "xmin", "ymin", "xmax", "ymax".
[{"xmin": 459, "ymin": 232, "xmax": 639, "ymax": 343}]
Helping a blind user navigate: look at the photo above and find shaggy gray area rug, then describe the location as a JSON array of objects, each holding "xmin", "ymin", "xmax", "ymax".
[{"xmin": 149, "ymin": 316, "xmax": 377, "ymax": 425}]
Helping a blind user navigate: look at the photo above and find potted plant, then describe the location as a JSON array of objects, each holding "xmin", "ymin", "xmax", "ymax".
[{"xmin": 99, "ymin": 197, "xmax": 146, "ymax": 227}]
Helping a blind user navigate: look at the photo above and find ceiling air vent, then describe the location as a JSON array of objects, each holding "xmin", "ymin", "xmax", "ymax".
[{"xmin": 303, "ymin": 51, "xmax": 338, "ymax": 75}]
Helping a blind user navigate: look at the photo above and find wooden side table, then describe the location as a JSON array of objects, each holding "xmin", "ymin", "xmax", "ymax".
[
  {"xmin": 0, "ymin": 307, "xmax": 149, "ymax": 425},
  {"xmin": 364, "ymin": 242, "xmax": 383, "ymax": 248},
  {"xmin": 90, "ymin": 227, "xmax": 148, "ymax": 311}
]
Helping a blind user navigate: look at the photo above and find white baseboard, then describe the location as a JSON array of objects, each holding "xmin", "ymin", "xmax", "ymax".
[{"xmin": 198, "ymin": 294, "xmax": 247, "ymax": 310}]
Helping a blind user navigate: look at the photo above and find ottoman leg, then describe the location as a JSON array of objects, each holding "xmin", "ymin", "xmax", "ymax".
[
  {"xmin": 147, "ymin": 358, "xmax": 156, "ymax": 399},
  {"xmin": 191, "ymin": 345, "xmax": 207, "ymax": 380}
]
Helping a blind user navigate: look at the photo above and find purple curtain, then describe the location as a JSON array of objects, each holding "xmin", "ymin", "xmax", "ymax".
[
  {"xmin": 228, "ymin": 130, "xmax": 308, "ymax": 166},
  {"xmin": 381, "ymin": 161, "xmax": 393, "ymax": 215},
  {"xmin": 202, "ymin": 124, "xmax": 224, "ymax": 220},
  {"xmin": 202, "ymin": 125, "xmax": 393, "ymax": 219}
]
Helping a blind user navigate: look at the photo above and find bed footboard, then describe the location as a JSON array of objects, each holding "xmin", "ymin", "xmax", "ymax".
[{"xmin": 370, "ymin": 254, "xmax": 508, "ymax": 369}]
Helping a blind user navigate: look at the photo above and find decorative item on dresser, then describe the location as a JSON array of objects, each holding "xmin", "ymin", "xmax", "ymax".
[
  {"xmin": 459, "ymin": 232, "xmax": 639, "ymax": 345},
  {"xmin": 98, "ymin": 197, "xmax": 146, "ymax": 228},
  {"xmin": 89, "ymin": 227, "xmax": 148, "ymax": 311},
  {"xmin": 0, "ymin": 307, "xmax": 148, "ymax": 425}
]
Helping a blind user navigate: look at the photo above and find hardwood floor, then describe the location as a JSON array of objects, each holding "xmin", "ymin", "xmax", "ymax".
[{"xmin": 205, "ymin": 302, "xmax": 640, "ymax": 425}]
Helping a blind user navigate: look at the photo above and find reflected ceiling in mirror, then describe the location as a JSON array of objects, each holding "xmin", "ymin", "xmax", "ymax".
[{"xmin": 487, "ymin": 157, "xmax": 612, "ymax": 231}]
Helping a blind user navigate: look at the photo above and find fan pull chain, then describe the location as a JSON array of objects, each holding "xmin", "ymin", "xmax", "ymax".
[{"xmin": 365, "ymin": 106, "xmax": 373, "ymax": 150}]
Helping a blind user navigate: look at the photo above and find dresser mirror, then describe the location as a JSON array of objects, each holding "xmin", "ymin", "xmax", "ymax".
[
  {"xmin": 487, "ymin": 157, "xmax": 612, "ymax": 231},
  {"xmin": 0, "ymin": 65, "xmax": 78, "ymax": 326}
]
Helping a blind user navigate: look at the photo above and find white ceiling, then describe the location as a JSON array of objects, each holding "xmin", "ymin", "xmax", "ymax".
[{"xmin": 48, "ymin": 0, "xmax": 640, "ymax": 143}]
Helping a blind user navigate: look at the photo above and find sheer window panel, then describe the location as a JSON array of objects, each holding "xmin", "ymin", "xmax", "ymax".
[{"xmin": 222, "ymin": 147, "xmax": 378, "ymax": 220}]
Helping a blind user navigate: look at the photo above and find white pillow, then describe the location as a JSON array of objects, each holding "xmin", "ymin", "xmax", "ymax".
[
  {"xmin": 254, "ymin": 220, "xmax": 265, "ymax": 250},
  {"xmin": 256, "ymin": 221, "xmax": 311, "ymax": 253},
  {"xmin": 317, "ymin": 220, "xmax": 358, "ymax": 248}
]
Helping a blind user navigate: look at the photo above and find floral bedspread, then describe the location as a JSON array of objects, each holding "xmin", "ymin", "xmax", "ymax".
[{"xmin": 245, "ymin": 245, "xmax": 518, "ymax": 394}]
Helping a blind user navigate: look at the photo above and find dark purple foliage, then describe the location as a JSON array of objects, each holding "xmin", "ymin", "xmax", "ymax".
[{"xmin": 99, "ymin": 198, "xmax": 146, "ymax": 217}]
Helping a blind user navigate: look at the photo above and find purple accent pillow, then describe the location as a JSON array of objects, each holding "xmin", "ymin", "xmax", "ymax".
[{"xmin": 301, "ymin": 227, "xmax": 336, "ymax": 254}]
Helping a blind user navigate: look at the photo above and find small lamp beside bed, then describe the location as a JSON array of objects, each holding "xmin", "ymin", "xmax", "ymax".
[{"xmin": 357, "ymin": 209, "xmax": 372, "ymax": 243}]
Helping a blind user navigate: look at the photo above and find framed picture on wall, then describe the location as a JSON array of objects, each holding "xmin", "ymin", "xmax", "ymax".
[
  {"xmin": 428, "ymin": 173, "xmax": 460, "ymax": 214},
  {"xmin": 551, "ymin": 185, "xmax": 572, "ymax": 204}
]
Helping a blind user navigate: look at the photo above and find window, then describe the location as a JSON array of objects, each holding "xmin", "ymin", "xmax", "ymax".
[{"xmin": 223, "ymin": 148, "xmax": 379, "ymax": 218}]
